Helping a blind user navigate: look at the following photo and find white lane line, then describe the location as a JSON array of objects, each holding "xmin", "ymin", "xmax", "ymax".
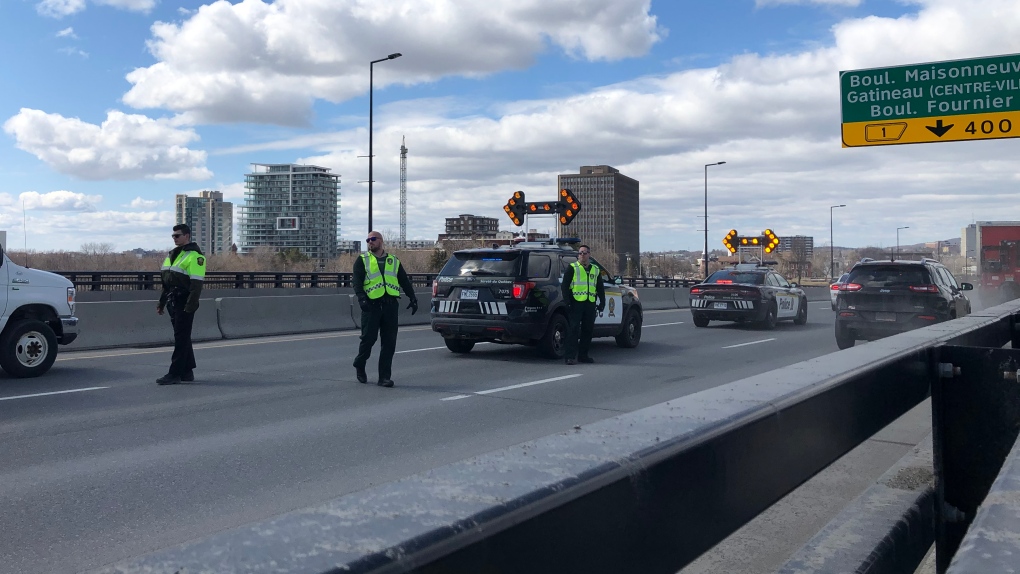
[
  {"xmin": 645, "ymin": 321, "xmax": 685, "ymax": 327},
  {"xmin": 0, "ymin": 386, "xmax": 109, "ymax": 402},
  {"xmin": 397, "ymin": 342, "xmax": 490, "ymax": 354},
  {"xmin": 442, "ymin": 374, "xmax": 583, "ymax": 401},
  {"xmin": 722, "ymin": 338, "xmax": 776, "ymax": 349}
]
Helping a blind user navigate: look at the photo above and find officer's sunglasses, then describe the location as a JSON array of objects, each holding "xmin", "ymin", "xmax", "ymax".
[
  {"xmin": 171, "ymin": 233, "xmax": 184, "ymax": 238},
  {"xmin": 366, "ymin": 237, "xmax": 379, "ymax": 242},
  {"xmin": 578, "ymin": 250, "xmax": 590, "ymax": 255}
]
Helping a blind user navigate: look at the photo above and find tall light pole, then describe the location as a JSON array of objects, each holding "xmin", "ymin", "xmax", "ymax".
[
  {"xmin": 704, "ymin": 161, "xmax": 726, "ymax": 279},
  {"xmin": 368, "ymin": 52, "xmax": 402, "ymax": 234},
  {"xmin": 830, "ymin": 204, "xmax": 846, "ymax": 279},
  {"xmin": 896, "ymin": 226, "xmax": 910, "ymax": 259}
]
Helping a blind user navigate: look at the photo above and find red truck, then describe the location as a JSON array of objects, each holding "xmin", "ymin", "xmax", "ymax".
[{"xmin": 975, "ymin": 222, "xmax": 1020, "ymax": 306}]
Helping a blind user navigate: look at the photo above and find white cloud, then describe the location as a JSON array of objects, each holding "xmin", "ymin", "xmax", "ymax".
[
  {"xmin": 128, "ymin": 196, "xmax": 161, "ymax": 209},
  {"xmin": 123, "ymin": 0, "xmax": 662, "ymax": 125},
  {"xmin": 36, "ymin": 0, "xmax": 154, "ymax": 17},
  {"xmin": 3, "ymin": 109, "xmax": 213, "ymax": 181},
  {"xmin": 58, "ymin": 47, "xmax": 89, "ymax": 58},
  {"xmin": 20, "ymin": 190, "xmax": 102, "ymax": 211},
  {"xmin": 56, "ymin": 27, "xmax": 77, "ymax": 38}
]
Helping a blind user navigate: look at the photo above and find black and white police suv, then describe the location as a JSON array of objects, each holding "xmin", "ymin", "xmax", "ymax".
[
  {"xmin": 430, "ymin": 240, "xmax": 643, "ymax": 358},
  {"xmin": 689, "ymin": 264, "xmax": 808, "ymax": 329}
]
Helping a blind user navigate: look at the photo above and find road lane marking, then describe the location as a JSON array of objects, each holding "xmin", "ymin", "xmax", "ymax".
[
  {"xmin": 442, "ymin": 374, "xmax": 582, "ymax": 401},
  {"xmin": 645, "ymin": 321, "xmax": 685, "ymax": 327},
  {"xmin": 0, "ymin": 386, "xmax": 108, "ymax": 402},
  {"xmin": 722, "ymin": 338, "xmax": 776, "ymax": 349}
]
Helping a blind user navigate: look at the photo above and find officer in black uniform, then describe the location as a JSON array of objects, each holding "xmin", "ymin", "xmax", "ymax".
[
  {"xmin": 561, "ymin": 244, "xmax": 606, "ymax": 365},
  {"xmin": 155, "ymin": 224, "xmax": 206, "ymax": 385},
  {"xmin": 352, "ymin": 231, "xmax": 418, "ymax": 387}
]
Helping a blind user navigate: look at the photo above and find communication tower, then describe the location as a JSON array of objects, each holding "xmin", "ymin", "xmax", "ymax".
[{"xmin": 399, "ymin": 136, "xmax": 407, "ymax": 246}]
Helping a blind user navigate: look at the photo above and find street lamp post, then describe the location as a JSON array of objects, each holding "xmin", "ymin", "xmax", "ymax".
[
  {"xmin": 896, "ymin": 226, "xmax": 910, "ymax": 260},
  {"xmin": 704, "ymin": 161, "xmax": 726, "ymax": 279},
  {"xmin": 830, "ymin": 204, "xmax": 846, "ymax": 279},
  {"xmin": 368, "ymin": 52, "xmax": 402, "ymax": 234}
]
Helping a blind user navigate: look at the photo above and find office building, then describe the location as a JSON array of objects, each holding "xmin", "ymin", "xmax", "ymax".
[
  {"xmin": 439, "ymin": 214, "xmax": 500, "ymax": 240},
  {"xmin": 778, "ymin": 235, "xmax": 814, "ymax": 257},
  {"xmin": 556, "ymin": 165, "xmax": 639, "ymax": 273},
  {"xmin": 175, "ymin": 190, "xmax": 233, "ymax": 254},
  {"xmin": 238, "ymin": 163, "xmax": 340, "ymax": 261}
]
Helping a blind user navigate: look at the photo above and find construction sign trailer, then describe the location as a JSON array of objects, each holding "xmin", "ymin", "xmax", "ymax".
[
  {"xmin": 723, "ymin": 229, "xmax": 780, "ymax": 263},
  {"xmin": 502, "ymin": 190, "xmax": 582, "ymax": 227}
]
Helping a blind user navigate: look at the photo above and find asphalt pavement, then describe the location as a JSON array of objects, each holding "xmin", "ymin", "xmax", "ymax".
[{"xmin": 1, "ymin": 303, "xmax": 851, "ymax": 573}]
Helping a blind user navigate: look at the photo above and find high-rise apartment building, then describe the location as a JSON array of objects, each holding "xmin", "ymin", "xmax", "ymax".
[
  {"xmin": 442, "ymin": 214, "xmax": 500, "ymax": 239},
  {"xmin": 238, "ymin": 163, "xmax": 340, "ymax": 261},
  {"xmin": 556, "ymin": 165, "xmax": 639, "ymax": 273},
  {"xmin": 175, "ymin": 190, "xmax": 233, "ymax": 254}
]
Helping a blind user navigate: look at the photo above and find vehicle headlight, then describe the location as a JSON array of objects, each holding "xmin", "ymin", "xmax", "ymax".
[{"xmin": 67, "ymin": 287, "xmax": 76, "ymax": 314}]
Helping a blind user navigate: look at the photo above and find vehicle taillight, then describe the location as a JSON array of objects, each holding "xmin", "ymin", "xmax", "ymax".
[
  {"xmin": 830, "ymin": 283, "xmax": 841, "ymax": 291},
  {"xmin": 690, "ymin": 287, "xmax": 702, "ymax": 295},
  {"xmin": 908, "ymin": 284, "xmax": 940, "ymax": 293},
  {"xmin": 513, "ymin": 281, "xmax": 536, "ymax": 300},
  {"xmin": 838, "ymin": 311, "xmax": 856, "ymax": 317},
  {"xmin": 715, "ymin": 279, "xmax": 733, "ymax": 284},
  {"xmin": 918, "ymin": 315, "xmax": 937, "ymax": 320},
  {"xmin": 432, "ymin": 279, "xmax": 438, "ymax": 298},
  {"xmin": 839, "ymin": 283, "xmax": 863, "ymax": 292}
]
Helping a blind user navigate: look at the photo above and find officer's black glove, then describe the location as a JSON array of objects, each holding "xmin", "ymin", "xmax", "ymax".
[
  {"xmin": 358, "ymin": 295, "xmax": 372, "ymax": 312},
  {"xmin": 597, "ymin": 302, "xmax": 605, "ymax": 314},
  {"xmin": 408, "ymin": 298, "xmax": 419, "ymax": 315}
]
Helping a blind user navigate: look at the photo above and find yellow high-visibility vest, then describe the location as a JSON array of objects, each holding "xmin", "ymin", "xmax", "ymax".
[
  {"xmin": 570, "ymin": 261, "xmax": 599, "ymax": 302},
  {"xmin": 362, "ymin": 253, "xmax": 401, "ymax": 299}
]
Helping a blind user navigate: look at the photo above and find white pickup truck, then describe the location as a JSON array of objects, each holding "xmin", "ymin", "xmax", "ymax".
[{"xmin": 0, "ymin": 246, "xmax": 79, "ymax": 377}]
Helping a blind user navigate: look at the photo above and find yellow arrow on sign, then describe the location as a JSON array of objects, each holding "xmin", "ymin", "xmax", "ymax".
[{"xmin": 842, "ymin": 110, "xmax": 1020, "ymax": 147}]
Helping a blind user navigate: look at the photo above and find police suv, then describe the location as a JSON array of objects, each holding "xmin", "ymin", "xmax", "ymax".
[
  {"xmin": 430, "ymin": 240, "xmax": 642, "ymax": 358},
  {"xmin": 689, "ymin": 263, "xmax": 807, "ymax": 329}
]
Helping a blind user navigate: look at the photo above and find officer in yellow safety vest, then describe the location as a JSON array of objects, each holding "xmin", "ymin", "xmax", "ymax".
[
  {"xmin": 560, "ymin": 244, "xmax": 606, "ymax": 365},
  {"xmin": 352, "ymin": 231, "xmax": 418, "ymax": 387},
  {"xmin": 155, "ymin": 224, "xmax": 206, "ymax": 385}
]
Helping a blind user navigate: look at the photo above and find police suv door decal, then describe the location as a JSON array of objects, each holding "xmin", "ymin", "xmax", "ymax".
[
  {"xmin": 776, "ymin": 293, "xmax": 798, "ymax": 318},
  {"xmin": 595, "ymin": 291, "xmax": 624, "ymax": 325}
]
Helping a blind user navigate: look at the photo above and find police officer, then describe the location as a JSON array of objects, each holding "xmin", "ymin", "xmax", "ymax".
[
  {"xmin": 352, "ymin": 231, "xmax": 418, "ymax": 387},
  {"xmin": 155, "ymin": 224, "xmax": 206, "ymax": 385},
  {"xmin": 561, "ymin": 244, "xmax": 605, "ymax": 365}
]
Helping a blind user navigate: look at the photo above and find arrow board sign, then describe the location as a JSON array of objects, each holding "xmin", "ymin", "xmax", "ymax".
[{"xmin": 840, "ymin": 53, "xmax": 1020, "ymax": 147}]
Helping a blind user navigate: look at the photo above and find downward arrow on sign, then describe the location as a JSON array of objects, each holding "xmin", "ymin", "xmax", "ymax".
[{"xmin": 926, "ymin": 119, "xmax": 954, "ymax": 137}]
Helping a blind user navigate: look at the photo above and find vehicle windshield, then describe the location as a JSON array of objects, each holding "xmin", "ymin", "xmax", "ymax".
[
  {"xmin": 847, "ymin": 266, "xmax": 927, "ymax": 287},
  {"xmin": 706, "ymin": 270, "xmax": 765, "ymax": 285},
  {"xmin": 439, "ymin": 251, "xmax": 521, "ymax": 277}
]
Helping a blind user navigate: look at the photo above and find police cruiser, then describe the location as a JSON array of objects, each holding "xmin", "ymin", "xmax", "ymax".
[
  {"xmin": 431, "ymin": 239, "xmax": 642, "ymax": 358},
  {"xmin": 689, "ymin": 263, "xmax": 807, "ymax": 329}
]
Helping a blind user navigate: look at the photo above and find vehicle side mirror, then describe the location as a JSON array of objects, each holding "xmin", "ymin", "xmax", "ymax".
[
  {"xmin": 613, "ymin": 276, "xmax": 623, "ymax": 285},
  {"xmin": 790, "ymin": 282, "xmax": 799, "ymax": 288},
  {"xmin": 960, "ymin": 282, "xmax": 974, "ymax": 291}
]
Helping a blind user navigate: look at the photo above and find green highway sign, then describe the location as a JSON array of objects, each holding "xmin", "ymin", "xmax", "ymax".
[{"xmin": 840, "ymin": 53, "xmax": 1020, "ymax": 147}]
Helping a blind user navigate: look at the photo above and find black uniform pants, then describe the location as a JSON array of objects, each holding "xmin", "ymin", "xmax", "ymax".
[
  {"xmin": 167, "ymin": 297, "xmax": 196, "ymax": 376},
  {"xmin": 353, "ymin": 296, "xmax": 400, "ymax": 380},
  {"xmin": 565, "ymin": 301, "xmax": 597, "ymax": 360}
]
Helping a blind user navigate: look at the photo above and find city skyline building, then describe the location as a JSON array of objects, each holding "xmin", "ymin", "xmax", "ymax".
[
  {"xmin": 238, "ymin": 163, "xmax": 340, "ymax": 261},
  {"xmin": 556, "ymin": 165, "xmax": 639, "ymax": 273},
  {"xmin": 175, "ymin": 190, "xmax": 233, "ymax": 254},
  {"xmin": 439, "ymin": 213, "xmax": 500, "ymax": 241}
]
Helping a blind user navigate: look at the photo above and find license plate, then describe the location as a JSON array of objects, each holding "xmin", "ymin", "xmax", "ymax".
[
  {"xmin": 713, "ymin": 302, "xmax": 728, "ymax": 310},
  {"xmin": 460, "ymin": 289, "xmax": 478, "ymax": 300},
  {"xmin": 875, "ymin": 312, "xmax": 896, "ymax": 322}
]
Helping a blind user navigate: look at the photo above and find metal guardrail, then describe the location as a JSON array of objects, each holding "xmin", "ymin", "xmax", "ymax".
[
  {"xmin": 95, "ymin": 302, "xmax": 1020, "ymax": 574},
  {"xmin": 55, "ymin": 271, "xmax": 699, "ymax": 291}
]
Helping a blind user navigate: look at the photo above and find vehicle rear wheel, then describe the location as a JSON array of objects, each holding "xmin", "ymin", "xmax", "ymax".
[
  {"xmin": 0, "ymin": 319, "xmax": 59, "ymax": 378},
  {"xmin": 540, "ymin": 314, "xmax": 568, "ymax": 359},
  {"xmin": 760, "ymin": 304, "xmax": 778, "ymax": 330},
  {"xmin": 615, "ymin": 309, "xmax": 642, "ymax": 348},
  {"xmin": 692, "ymin": 314, "xmax": 710, "ymax": 328},
  {"xmin": 444, "ymin": 339, "xmax": 476, "ymax": 353},
  {"xmin": 835, "ymin": 324, "xmax": 855, "ymax": 350},
  {"xmin": 794, "ymin": 298, "xmax": 808, "ymax": 325}
]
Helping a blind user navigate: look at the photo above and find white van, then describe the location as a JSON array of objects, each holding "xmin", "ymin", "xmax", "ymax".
[{"xmin": 0, "ymin": 245, "xmax": 79, "ymax": 377}]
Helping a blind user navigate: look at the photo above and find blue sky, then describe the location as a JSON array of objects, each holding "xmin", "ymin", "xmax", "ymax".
[{"xmin": 2, "ymin": 0, "xmax": 1019, "ymax": 254}]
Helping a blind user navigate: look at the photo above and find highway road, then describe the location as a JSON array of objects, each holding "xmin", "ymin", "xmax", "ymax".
[{"xmin": 1, "ymin": 304, "xmax": 846, "ymax": 573}]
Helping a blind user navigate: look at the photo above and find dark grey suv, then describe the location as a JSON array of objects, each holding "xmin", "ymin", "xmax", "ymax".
[{"xmin": 834, "ymin": 258, "xmax": 973, "ymax": 349}]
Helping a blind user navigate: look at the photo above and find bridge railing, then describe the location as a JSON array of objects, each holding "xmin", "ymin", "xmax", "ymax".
[{"xmin": 95, "ymin": 302, "xmax": 1020, "ymax": 574}]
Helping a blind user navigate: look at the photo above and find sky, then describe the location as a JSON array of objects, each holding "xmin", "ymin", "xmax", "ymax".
[{"xmin": 2, "ymin": 0, "xmax": 1020, "ymax": 254}]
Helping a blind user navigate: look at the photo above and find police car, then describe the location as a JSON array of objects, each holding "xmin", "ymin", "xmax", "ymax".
[
  {"xmin": 689, "ymin": 264, "xmax": 807, "ymax": 329},
  {"xmin": 430, "ymin": 240, "xmax": 643, "ymax": 358}
]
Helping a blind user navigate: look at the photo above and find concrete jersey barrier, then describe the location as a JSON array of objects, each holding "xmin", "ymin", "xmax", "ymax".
[
  {"xmin": 71, "ymin": 300, "xmax": 220, "ymax": 350},
  {"xmin": 216, "ymin": 295, "xmax": 356, "ymax": 339}
]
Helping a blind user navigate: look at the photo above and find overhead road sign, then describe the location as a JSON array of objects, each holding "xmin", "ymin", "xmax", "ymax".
[{"xmin": 841, "ymin": 53, "xmax": 1020, "ymax": 147}]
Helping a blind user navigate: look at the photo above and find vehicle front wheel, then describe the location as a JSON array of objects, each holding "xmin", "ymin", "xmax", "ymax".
[
  {"xmin": 615, "ymin": 309, "xmax": 642, "ymax": 348},
  {"xmin": 794, "ymin": 298, "xmax": 808, "ymax": 325},
  {"xmin": 692, "ymin": 314, "xmax": 710, "ymax": 328},
  {"xmin": 0, "ymin": 319, "xmax": 59, "ymax": 378},
  {"xmin": 540, "ymin": 314, "xmax": 568, "ymax": 359},
  {"xmin": 835, "ymin": 324, "xmax": 855, "ymax": 350},
  {"xmin": 445, "ymin": 339, "xmax": 476, "ymax": 353},
  {"xmin": 760, "ymin": 304, "xmax": 778, "ymax": 330}
]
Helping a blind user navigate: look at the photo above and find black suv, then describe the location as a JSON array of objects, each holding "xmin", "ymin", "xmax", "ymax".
[
  {"xmin": 834, "ymin": 258, "xmax": 973, "ymax": 349},
  {"xmin": 430, "ymin": 241, "xmax": 643, "ymax": 358}
]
